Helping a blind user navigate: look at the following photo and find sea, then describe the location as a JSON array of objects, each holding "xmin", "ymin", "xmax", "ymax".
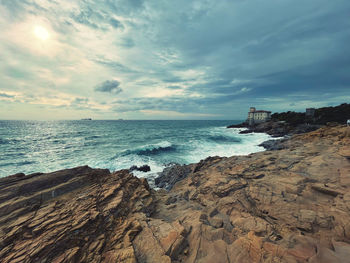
[{"xmin": 0, "ymin": 120, "xmax": 274, "ymax": 184}]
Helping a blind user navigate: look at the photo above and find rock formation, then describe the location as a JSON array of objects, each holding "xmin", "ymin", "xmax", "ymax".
[
  {"xmin": 129, "ymin": 164, "xmax": 151, "ymax": 173},
  {"xmin": 0, "ymin": 166, "xmax": 155, "ymax": 262},
  {"xmin": 155, "ymin": 164, "xmax": 193, "ymax": 190},
  {"xmin": 1, "ymin": 125, "xmax": 350, "ymax": 262},
  {"xmin": 229, "ymin": 120, "xmax": 322, "ymax": 137}
]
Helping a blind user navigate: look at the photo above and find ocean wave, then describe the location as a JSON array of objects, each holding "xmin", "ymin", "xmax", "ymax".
[
  {"xmin": 0, "ymin": 160, "xmax": 34, "ymax": 167},
  {"xmin": 206, "ymin": 134, "xmax": 241, "ymax": 143},
  {"xmin": 85, "ymin": 135, "xmax": 102, "ymax": 140},
  {"xmin": 0, "ymin": 138, "xmax": 25, "ymax": 144},
  {"xmin": 113, "ymin": 141, "xmax": 177, "ymax": 158},
  {"xmin": 0, "ymin": 120, "xmax": 272, "ymax": 178}
]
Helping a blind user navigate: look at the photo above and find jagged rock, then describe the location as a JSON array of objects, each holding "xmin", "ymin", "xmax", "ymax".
[
  {"xmin": 129, "ymin": 165, "xmax": 151, "ymax": 172},
  {"xmin": 258, "ymin": 139, "xmax": 286, "ymax": 150},
  {"xmin": 165, "ymin": 196, "xmax": 177, "ymax": 205},
  {"xmin": 2, "ymin": 125, "xmax": 350, "ymax": 262},
  {"xmin": 311, "ymin": 183, "xmax": 344, "ymax": 197},
  {"xmin": 0, "ymin": 166, "xmax": 155, "ymax": 263},
  {"xmin": 8, "ymin": 172, "xmax": 25, "ymax": 178},
  {"xmin": 155, "ymin": 163, "xmax": 193, "ymax": 190},
  {"xmin": 229, "ymin": 120, "xmax": 322, "ymax": 137},
  {"xmin": 226, "ymin": 122, "xmax": 248, "ymax": 128}
]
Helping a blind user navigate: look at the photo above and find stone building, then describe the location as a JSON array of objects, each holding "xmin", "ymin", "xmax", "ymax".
[{"xmin": 247, "ymin": 107, "xmax": 271, "ymax": 125}]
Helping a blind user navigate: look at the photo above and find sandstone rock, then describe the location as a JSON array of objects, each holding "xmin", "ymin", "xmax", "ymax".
[
  {"xmin": 258, "ymin": 139, "xmax": 286, "ymax": 150},
  {"xmin": 311, "ymin": 183, "xmax": 344, "ymax": 197},
  {"xmin": 0, "ymin": 167, "xmax": 155, "ymax": 263},
  {"xmin": 209, "ymin": 217, "xmax": 223, "ymax": 228},
  {"xmin": 2, "ymin": 125, "xmax": 350, "ymax": 262}
]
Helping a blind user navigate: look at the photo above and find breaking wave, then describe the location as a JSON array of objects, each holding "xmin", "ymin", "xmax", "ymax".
[{"xmin": 114, "ymin": 141, "xmax": 177, "ymax": 158}]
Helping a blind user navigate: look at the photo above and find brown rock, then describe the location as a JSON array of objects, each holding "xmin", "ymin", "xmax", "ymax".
[
  {"xmin": 0, "ymin": 167, "xmax": 155, "ymax": 263},
  {"xmin": 2, "ymin": 126, "xmax": 350, "ymax": 262}
]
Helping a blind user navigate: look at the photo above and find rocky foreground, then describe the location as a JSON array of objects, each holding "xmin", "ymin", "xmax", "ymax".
[{"xmin": 1, "ymin": 126, "xmax": 350, "ymax": 262}]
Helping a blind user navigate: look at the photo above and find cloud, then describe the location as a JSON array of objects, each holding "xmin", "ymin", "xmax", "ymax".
[
  {"xmin": 140, "ymin": 110, "xmax": 220, "ymax": 118},
  {"xmin": 93, "ymin": 56, "xmax": 137, "ymax": 73},
  {"xmin": 72, "ymin": 97, "xmax": 89, "ymax": 105},
  {"xmin": 1, "ymin": 0, "xmax": 350, "ymax": 120},
  {"xmin": 110, "ymin": 18, "xmax": 124, "ymax": 29},
  {"xmin": 94, "ymin": 80, "xmax": 123, "ymax": 94},
  {"xmin": 0, "ymin": 92, "xmax": 15, "ymax": 98},
  {"xmin": 0, "ymin": 91, "xmax": 23, "ymax": 102},
  {"xmin": 167, "ymin": 85, "xmax": 182, "ymax": 90}
]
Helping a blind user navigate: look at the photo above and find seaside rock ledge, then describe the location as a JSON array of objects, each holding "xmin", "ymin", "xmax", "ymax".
[
  {"xmin": 1, "ymin": 125, "xmax": 350, "ymax": 262},
  {"xmin": 0, "ymin": 166, "xmax": 155, "ymax": 262}
]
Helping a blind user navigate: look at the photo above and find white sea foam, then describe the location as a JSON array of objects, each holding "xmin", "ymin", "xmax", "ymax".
[
  {"xmin": 97, "ymin": 127, "xmax": 278, "ymax": 186},
  {"xmin": 0, "ymin": 121, "xmax": 278, "ymax": 181},
  {"xmin": 183, "ymin": 127, "xmax": 276, "ymax": 163}
]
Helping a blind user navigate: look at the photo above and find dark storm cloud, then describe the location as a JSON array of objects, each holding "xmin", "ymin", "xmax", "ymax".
[
  {"xmin": 1, "ymin": 0, "xmax": 350, "ymax": 119},
  {"xmin": 94, "ymin": 80, "xmax": 123, "ymax": 94},
  {"xmin": 141, "ymin": 0, "xmax": 350, "ymax": 107}
]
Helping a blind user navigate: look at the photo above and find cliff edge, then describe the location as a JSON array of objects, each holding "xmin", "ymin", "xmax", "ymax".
[{"xmin": 1, "ymin": 126, "xmax": 350, "ymax": 262}]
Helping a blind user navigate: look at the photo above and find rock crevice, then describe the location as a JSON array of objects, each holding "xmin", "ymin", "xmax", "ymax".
[{"xmin": 1, "ymin": 125, "xmax": 350, "ymax": 262}]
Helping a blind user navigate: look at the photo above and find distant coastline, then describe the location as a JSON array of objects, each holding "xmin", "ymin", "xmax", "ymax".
[{"xmin": 227, "ymin": 103, "xmax": 350, "ymax": 137}]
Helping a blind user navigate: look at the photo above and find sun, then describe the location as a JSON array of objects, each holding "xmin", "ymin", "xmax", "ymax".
[{"xmin": 34, "ymin": 26, "xmax": 49, "ymax": 41}]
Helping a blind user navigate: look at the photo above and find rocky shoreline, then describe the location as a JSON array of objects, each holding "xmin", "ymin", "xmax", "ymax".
[
  {"xmin": 227, "ymin": 120, "xmax": 326, "ymax": 152},
  {"xmin": 1, "ymin": 125, "xmax": 350, "ymax": 262},
  {"xmin": 227, "ymin": 120, "xmax": 322, "ymax": 137}
]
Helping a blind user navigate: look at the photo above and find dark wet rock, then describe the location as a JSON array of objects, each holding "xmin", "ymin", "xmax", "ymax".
[
  {"xmin": 193, "ymin": 156, "xmax": 222, "ymax": 173},
  {"xmin": 129, "ymin": 164, "xmax": 151, "ymax": 172},
  {"xmin": 226, "ymin": 122, "xmax": 248, "ymax": 128},
  {"xmin": 8, "ymin": 172, "xmax": 25, "ymax": 178},
  {"xmin": 237, "ymin": 121, "xmax": 321, "ymax": 137},
  {"xmin": 165, "ymin": 196, "xmax": 177, "ymax": 205},
  {"xmin": 155, "ymin": 164, "xmax": 193, "ymax": 190},
  {"xmin": 259, "ymin": 139, "xmax": 286, "ymax": 151}
]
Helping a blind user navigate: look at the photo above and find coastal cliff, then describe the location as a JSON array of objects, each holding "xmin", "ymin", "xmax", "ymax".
[
  {"xmin": 227, "ymin": 103, "xmax": 350, "ymax": 137},
  {"xmin": 1, "ymin": 126, "xmax": 350, "ymax": 262}
]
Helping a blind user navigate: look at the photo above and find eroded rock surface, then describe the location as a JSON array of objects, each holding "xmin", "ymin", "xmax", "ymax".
[
  {"xmin": 0, "ymin": 166, "xmax": 155, "ymax": 262},
  {"xmin": 1, "ymin": 125, "xmax": 350, "ymax": 262},
  {"xmin": 155, "ymin": 164, "xmax": 194, "ymax": 190}
]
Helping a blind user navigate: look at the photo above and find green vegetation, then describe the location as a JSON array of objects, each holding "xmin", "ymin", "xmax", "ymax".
[
  {"xmin": 271, "ymin": 111, "xmax": 305, "ymax": 125},
  {"xmin": 314, "ymin": 103, "xmax": 350, "ymax": 124},
  {"xmin": 271, "ymin": 103, "xmax": 350, "ymax": 125}
]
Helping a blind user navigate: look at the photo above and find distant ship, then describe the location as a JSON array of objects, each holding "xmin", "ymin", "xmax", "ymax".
[
  {"xmin": 117, "ymin": 118, "xmax": 124, "ymax": 121},
  {"xmin": 81, "ymin": 118, "xmax": 92, "ymax": 120}
]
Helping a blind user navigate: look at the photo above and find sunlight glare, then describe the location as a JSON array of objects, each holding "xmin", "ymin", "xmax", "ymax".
[{"xmin": 34, "ymin": 26, "xmax": 49, "ymax": 41}]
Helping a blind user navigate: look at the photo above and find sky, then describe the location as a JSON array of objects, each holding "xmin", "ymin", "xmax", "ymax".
[{"xmin": 0, "ymin": 0, "xmax": 349, "ymax": 120}]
